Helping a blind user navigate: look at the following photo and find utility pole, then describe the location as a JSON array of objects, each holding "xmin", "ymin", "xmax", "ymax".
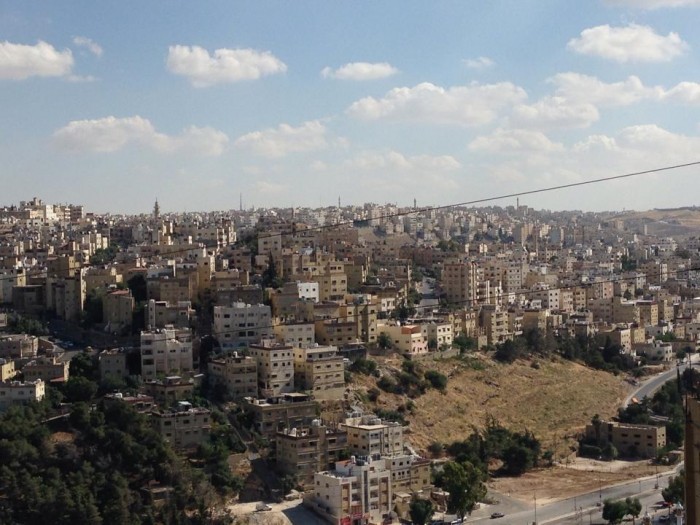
[{"xmin": 534, "ymin": 490, "xmax": 537, "ymax": 525}]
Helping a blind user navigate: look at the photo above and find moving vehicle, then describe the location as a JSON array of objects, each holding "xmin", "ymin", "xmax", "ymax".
[{"xmin": 490, "ymin": 512, "xmax": 505, "ymax": 519}]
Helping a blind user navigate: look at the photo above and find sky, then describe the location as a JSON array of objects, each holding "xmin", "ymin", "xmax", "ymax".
[{"xmin": 3, "ymin": 0, "xmax": 700, "ymax": 214}]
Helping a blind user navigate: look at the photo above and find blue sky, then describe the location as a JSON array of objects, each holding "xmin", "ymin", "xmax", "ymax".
[{"xmin": 2, "ymin": 0, "xmax": 700, "ymax": 214}]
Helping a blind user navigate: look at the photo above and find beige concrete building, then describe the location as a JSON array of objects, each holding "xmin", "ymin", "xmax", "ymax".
[
  {"xmin": 584, "ymin": 420, "xmax": 665, "ymax": 458},
  {"xmin": 0, "ymin": 359, "xmax": 16, "ymax": 382},
  {"xmin": 249, "ymin": 340, "xmax": 295, "ymax": 397},
  {"xmin": 0, "ymin": 334, "xmax": 38, "ymax": 359},
  {"xmin": 140, "ymin": 327, "xmax": 193, "ymax": 379},
  {"xmin": 243, "ymin": 393, "xmax": 319, "ymax": 441},
  {"xmin": 213, "ymin": 302, "xmax": 273, "ymax": 349},
  {"xmin": 147, "ymin": 299, "xmax": 194, "ymax": 330},
  {"xmin": 388, "ymin": 455, "xmax": 432, "ymax": 495},
  {"xmin": 318, "ymin": 262, "xmax": 348, "ymax": 302},
  {"xmin": 342, "ymin": 415, "xmax": 404, "ymax": 458},
  {"xmin": 143, "ymin": 376, "xmax": 196, "ymax": 406},
  {"xmin": 22, "ymin": 355, "xmax": 69, "ymax": 383},
  {"xmin": 443, "ymin": 260, "xmax": 483, "ymax": 306},
  {"xmin": 99, "ymin": 347, "xmax": 130, "ymax": 382},
  {"xmin": 293, "ymin": 345, "xmax": 345, "ymax": 401},
  {"xmin": 380, "ymin": 323, "xmax": 428, "ymax": 355},
  {"xmin": 207, "ymin": 353, "xmax": 258, "ymax": 400},
  {"xmin": 307, "ymin": 457, "xmax": 393, "ymax": 525},
  {"xmin": 479, "ymin": 305, "xmax": 512, "ymax": 345},
  {"xmin": 315, "ymin": 319, "xmax": 359, "ymax": 347},
  {"xmin": 0, "ymin": 379, "xmax": 45, "ymax": 409},
  {"xmin": 151, "ymin": 404, "xmax": 211, "ymax": 449},
  {"xmin": 103, "ymin": 289, "xmax": 134, "ymax": 333},
  {"xmin": 274, "ymin": 322, "xmax": 316, "ymax": 347},
  {"xmin": 276, "ymin": 422, "xmax": 348, "ymax": 486}
]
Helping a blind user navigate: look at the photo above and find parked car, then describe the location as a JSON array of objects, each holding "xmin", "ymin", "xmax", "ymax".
[
  {"xmin": 490, "ymin": 512, "xmax": 505, "ymax": 519},
  {"xmin": 255, "ymin": 503, "xmax": 272, "ymax": 512}
]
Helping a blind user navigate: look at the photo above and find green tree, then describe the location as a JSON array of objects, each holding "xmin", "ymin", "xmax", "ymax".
[
  {"xmin": 409, "ymin": 498, "xmax": 434, "ymax": 525},
  {"xmin": 662, "ymin": 471, "xmax": 684, "ymax": 504},
  {"xmin": 624, "ymin": 497, "xmax": 642, "ymax": 524},
  {"xmin": 62, "ymin": 376, "xmax": 98, "ymax": 403},
  {"xmin": 602, "ymin": 499, "xmax": 627, "ymax": 524},
  {"xmin": 126, "ymin": 274, "xmax": 147, "ymax": 303},
  {"xmin": 453, "ymin": 333, "xmax": 476, "ymax": 354},
  {"xmin": 377, "ymin": 332, "xmax": 392, "ymax": 350},
  {"xmin": 441, "ymin": 461, "xmax": 486, "ymax": 521}
]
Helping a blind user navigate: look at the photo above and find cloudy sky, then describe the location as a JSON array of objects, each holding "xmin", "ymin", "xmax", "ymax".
[{"xmin": 2, "ymin": 1, "xmax": 700, "ymax": 214}]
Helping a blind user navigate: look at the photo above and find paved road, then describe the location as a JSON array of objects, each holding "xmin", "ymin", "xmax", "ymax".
[
  {"xmin": 624, "ymin": 354, "xmax": 698, "ymax": 407},
  {"xmin": 465, "ymin": 464, "xmax": 681, "ymax": 524}
]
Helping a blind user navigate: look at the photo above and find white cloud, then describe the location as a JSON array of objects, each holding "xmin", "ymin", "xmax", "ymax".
[
  {"xmin": 254, "ymin": 181, "xmax": 287, "ymax": 194},
  {"xmin": 235, "ymin": 120, "xmax": 333, "ymax": 158},
  {"xmin": 567, "ymin": 24, "xmax": 687, "ymax": 62},
  {"xmin": 347, "ymin": 81, "xmax": 526, "ymax": 126},
  {"xmin": 348, "ymin": 150, "xmax": 461, "ymax": 173},
  {"xmin": 469, "ymin": 128, "xmax": 564, "ymax": 153},
  {"xmin": 511, "ymin": 96, "xmax": 600, "ymax": 129},
  {"xmin": 321, "ymin": 62, "xmax": 398, "ymax": 80},
  {"xmin": 463, "ymin": 56, "xmax": 495, "ymax": 69},
  {"xmin": 0, "ymin": 40, "xmax": 73, "ymax": 80},
  {"xmin": 53, "ymin": 116, "xmax": 228, "ymax": 156},
  {"xmin": 166, "ymin": 45, "xmax": 287, "ymax": 87},
  {"xmin": 605, "ymin": 0, "xmax": 700, "ymax": 8},
  {"xmin": 661, "ymin": 81, "xmax": 700, "ymax": 103},
  {"xmin": 72, "ymin": 36, "xmax": 103, "ymax": 57},
  {"xmin": 548, "ymin": 72, "xmax": 658, "ymax": 106}
]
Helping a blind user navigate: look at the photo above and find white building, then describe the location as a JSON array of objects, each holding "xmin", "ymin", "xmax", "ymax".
[
  {"xmin": 140, "ymin": 327, "xmax": 193, "ymax": 379},
  {"xmin": 307, "ymin": 457, "xmax": 393, "ymax": 525},
  {"xmin": 297, "ymin": 281, "xmax": 319, "ymax": 302},
  {"xmin": 213, "ymin": 302, "xmax": 272, "ymax": 349}
]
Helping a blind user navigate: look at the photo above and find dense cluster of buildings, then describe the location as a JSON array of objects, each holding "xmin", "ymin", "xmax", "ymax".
[{"xmin": 3, "ymin": 197, "xmax": 700, "ymax": 523}]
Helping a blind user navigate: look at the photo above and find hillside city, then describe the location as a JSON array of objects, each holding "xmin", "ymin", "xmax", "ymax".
[{"xmin": 0, "ymin": 196, "xmax": 697, "ymax": 525}]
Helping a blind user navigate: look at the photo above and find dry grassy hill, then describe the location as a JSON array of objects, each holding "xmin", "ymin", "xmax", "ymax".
[{"xmin": 351, "ymin": 353, "xmax": 630, "ymax": 459}]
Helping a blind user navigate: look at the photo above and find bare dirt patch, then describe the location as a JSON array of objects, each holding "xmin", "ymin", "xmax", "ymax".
[{"xmin": 489, "ymin": 458, "xmax": 663, "ymax": 505}]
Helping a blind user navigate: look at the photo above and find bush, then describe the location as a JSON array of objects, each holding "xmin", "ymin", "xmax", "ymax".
[
  {"xmin": 350, "ymin": 358, "xmax": 379, "ymax": 377},
  {"xmin": 424, "ymin": 370, "xmax": 448, "ymax": 392}
]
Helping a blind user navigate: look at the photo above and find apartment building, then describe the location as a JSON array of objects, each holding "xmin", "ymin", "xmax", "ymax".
[
  {"xmin": 103, "ymin": 289, "xmax": 134, "ymax": 333},
  {"xmin": 0, "ymin": 359, "xmax": 16, "ymax": 382},
  {"xmin": 342, "ymin": 415, "xmax": 404, "ymax": 458},
  {"xmin": 380, "ymin": 323, "xmax": 428, "ymax": 355},
  {"xmin": 293, "ymin": 345, "xmax": 345, "ymax": 401},
  {"xmin": 243, "ymin": 393, "xmax": 319, "ymax": 441},
  {"xmin": 143, "ymin": 376, "xmax": 196, "ymax": 405},
  {"xmin": 442, "ymin": 260, "xmax": 482, "ymax": 306},
  {"xmin": 0, "ymin": 379, "xmax": 45, "ymax": 409},
  {"xmin": 274, "ymin": 322, "xmax": 316, "ymax": 347},
  {"xmin": 213, "ymin": 302, "xmax": 272, "ymax": 349},
  {"xmin": 315, "ymin": 320, "xmax": 359, "ymax": 347},
  {"xmin": 307, "ymin": 457, "xmax": 393, "ymax": 525},
  {"xmin": 207, "ymin": 353, "xmax": 258, "ymax": 400},
  {"xmin": 0, "ymin": 334, "xmax": 38, "ymax": 359},
  {"xmin": 318, "ymin": 262, "xmax": 347, "ymax": 302},
  {"xmin": 388, "ymin": 454, "xmax": 432, "ymax": 495},
  {"xmin": 584, "ymin": 420, "xmax": 666, "ymax": 458},
  {"xmin": 140, "ymin": 327, "xmax": 193, "ymax": 379},
  {"xmin": 248, "ymin": 340, "xmax": 295, "ymax": 397},
  {"xmin": 146, "ymin": 299, "xmax": 194, "ymax": 330},
  {"xmin": 276, "ymin": 421, "xmax": 349, "ymax": 486},
  {"xmin": 479, "ymin": 305, "xmax": 512, "ymax": 346},
  {"xmin": 99, "ymin": 347, "xmax": 131, "ymax": 382},
  {"xmin": 22, "ymin": 355, "xmax": 69, "ymax": 383},
  {"xmin": 151, "ymin": 404, "xmax": 211, "ymax": 449},
  {"xmin": 422, "ymin": 321, "xmax": 453, "ymax": 349}
]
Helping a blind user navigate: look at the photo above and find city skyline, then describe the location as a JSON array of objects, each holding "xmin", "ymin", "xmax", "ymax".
[{"xmin": 3, "ymin": 1, "xmax": 700, "ymax": 213}]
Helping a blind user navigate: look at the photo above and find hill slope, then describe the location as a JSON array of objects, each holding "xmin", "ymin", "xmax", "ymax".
[{"xmin": 353, "ymin": 354, "xmax": 629, "ymax": 458}]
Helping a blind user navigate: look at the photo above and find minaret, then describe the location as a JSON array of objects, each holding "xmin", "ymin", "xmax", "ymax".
[
  {"xmin": 240, "ymin": 193, "xmax": 243, "ymax": 212},
  {"xmin": 153, "ymin": 199, "xmax": 160, "ymax": 221}
]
